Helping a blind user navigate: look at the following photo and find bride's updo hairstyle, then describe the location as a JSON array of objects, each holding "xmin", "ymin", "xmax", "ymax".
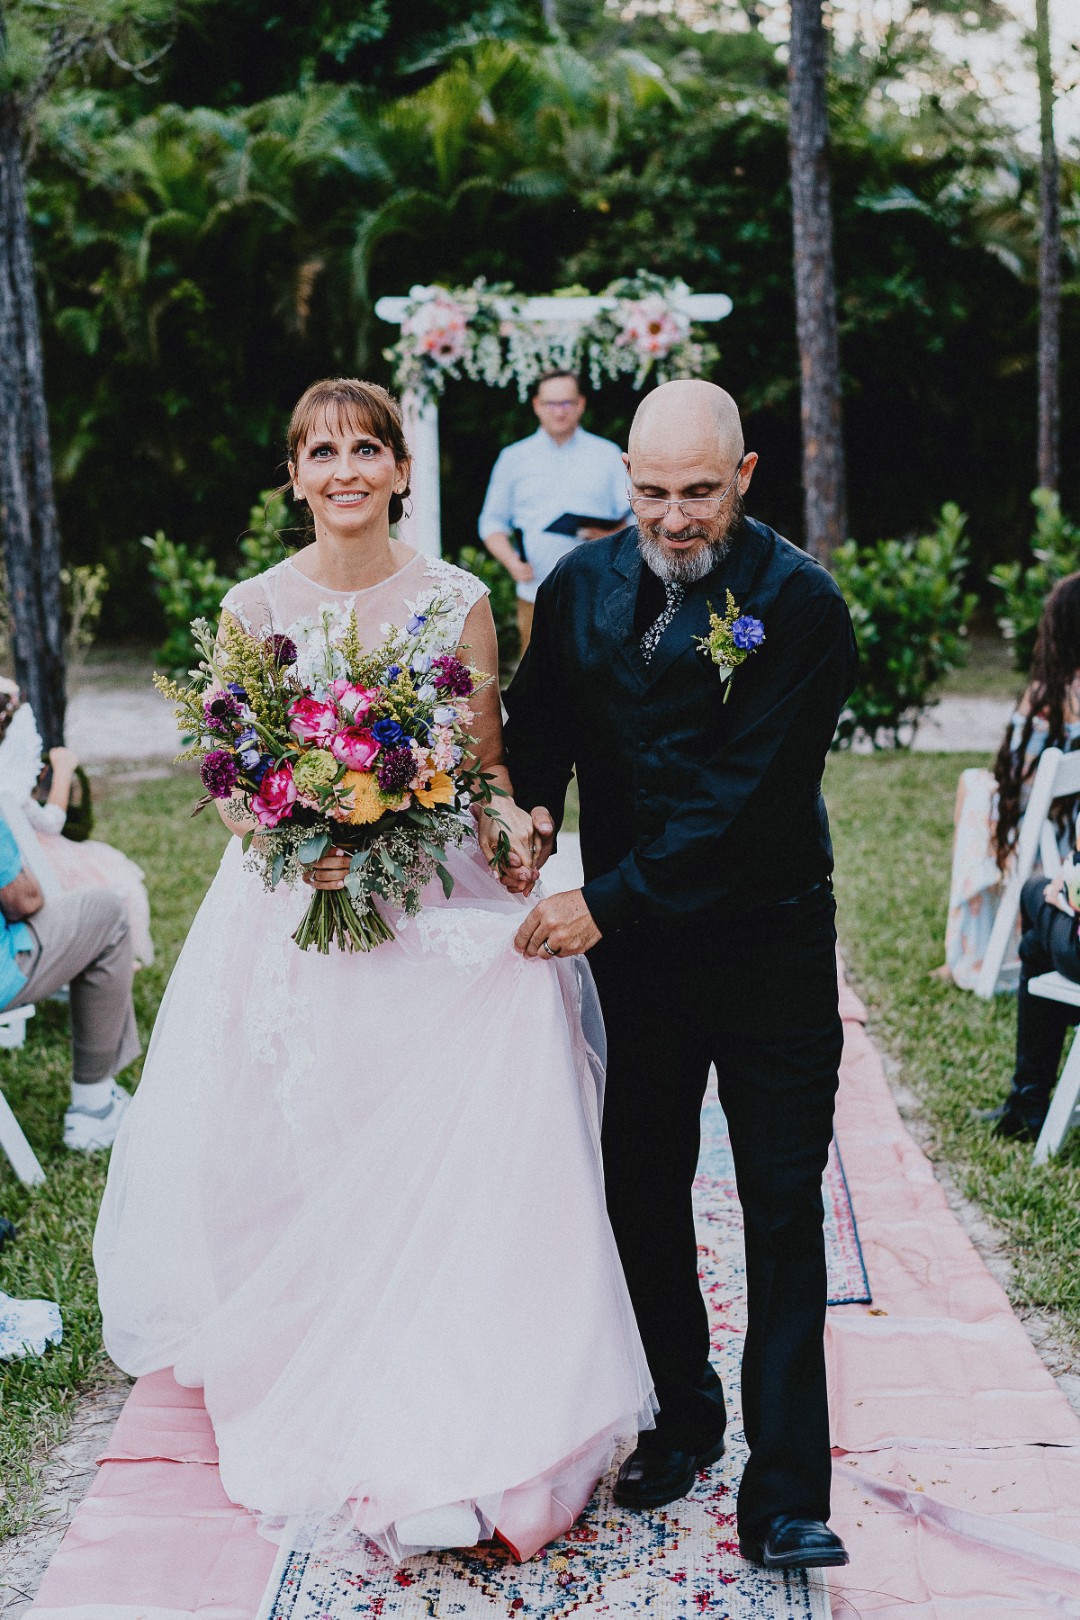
[{"xmin": 286, "ymin": 378, "xmax": 412, "ymax": 524}]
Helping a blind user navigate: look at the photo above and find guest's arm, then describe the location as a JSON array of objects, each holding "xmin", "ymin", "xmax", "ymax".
[{"xmin": 0, "ymin": 866, "xmax": 43, "ymax": 922}]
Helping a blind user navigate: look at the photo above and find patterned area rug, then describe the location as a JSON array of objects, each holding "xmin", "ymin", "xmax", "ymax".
[{"xmin": 256, "ymin": 1098, "xmax": 858, "ymax": 1620}]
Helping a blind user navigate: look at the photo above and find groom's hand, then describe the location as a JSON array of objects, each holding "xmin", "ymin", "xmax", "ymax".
[
  {"xmin": 499, "ymin": 806, "xmax": 556, "ymax": 897},
  {"xmin": 515, "ymin": 889, "xmax": 601, "ymax": 958}
]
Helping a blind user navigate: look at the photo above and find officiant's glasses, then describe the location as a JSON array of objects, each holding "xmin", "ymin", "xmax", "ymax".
[{"xmin": 629, "ymin": 458, "xmax": 745, "ymax": 522}]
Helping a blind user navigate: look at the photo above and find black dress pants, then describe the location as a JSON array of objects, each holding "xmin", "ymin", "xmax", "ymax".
[
  {"xmin": 1009, "ymin": 876, "xmax": 1080, "ymax": 1127},
  {"xmin": 588, "ymin": 883, "xmax": 843, "ymax": 1538}
]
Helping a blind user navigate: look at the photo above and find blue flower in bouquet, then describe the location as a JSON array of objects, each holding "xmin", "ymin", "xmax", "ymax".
[
  {"xmin": 406, "ymin": 613, "xmax": 427, "ymax": 635},
  {"xmin": 384, "ymin": 664, "xmax": 403, "ymax": 683},
  {"xmin": 372, "ymin": 718, "xmax": 406, "ymax": 748},
  {"xmin": 249, "ymin": 754, "xmax": 273, "ymax": 786},
  {"xmin": 204, "ymin": 690, "xmax": 243, "ymax": 735},
  {"xmin": 731, "ymin": 616, "xmax": 765, "ymax": 651},
  {"xmin": 236, "ymin": 727, "xmax": 262, "ymax": 770},
  {"xmin": 410, "ymin": 653, "xmax": 433, "ymax": 676},
  {"xmin": 226, "ymin": 682, "xmax": 248, "ymax": 703},
  {"xmin": 201, "ymin": 749, "xmax": 239, "ymax": 798}
]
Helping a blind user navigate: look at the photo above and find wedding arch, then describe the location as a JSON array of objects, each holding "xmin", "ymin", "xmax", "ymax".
[{"xmin": 374, "ymin": 274, "xmax": 733, "ymax": 558}]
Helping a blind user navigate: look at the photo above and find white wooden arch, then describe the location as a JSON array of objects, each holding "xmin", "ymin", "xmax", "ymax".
[{"xmin": 374, "ymin": 292, "xmax": 733, "ymax": 558}]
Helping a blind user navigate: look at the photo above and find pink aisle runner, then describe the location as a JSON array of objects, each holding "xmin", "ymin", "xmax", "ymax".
[
  {"xmin": 27, "ymin": 961, "xmax": 1080, "ymax": 1619},
  {"xmin": 828, "ymin": 969, "xmax": 1080, "ymax": 1618}
]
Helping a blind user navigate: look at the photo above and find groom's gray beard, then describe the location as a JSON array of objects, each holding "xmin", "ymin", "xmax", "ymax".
[{"xmin": 637, "ymin": 496, "xmax": 744, "ymax": 585}]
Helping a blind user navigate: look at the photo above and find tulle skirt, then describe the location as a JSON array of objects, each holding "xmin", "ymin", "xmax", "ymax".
[{"xmin": 94, "ymin": 835, "xmax": 654, "ymax": 1562}]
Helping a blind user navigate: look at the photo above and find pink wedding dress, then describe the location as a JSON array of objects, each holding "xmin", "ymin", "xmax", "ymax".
[{"xmin": 94, "ymin": 553, "xmax": 654, "ymax": 1564}]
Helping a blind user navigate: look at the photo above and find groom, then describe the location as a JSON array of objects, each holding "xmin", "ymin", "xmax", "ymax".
[{"xmin": 500, "ymin": 380, "xmax": 858, "ymax": 1572}]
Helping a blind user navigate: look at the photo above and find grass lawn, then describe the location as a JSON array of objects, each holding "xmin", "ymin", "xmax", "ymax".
[
  {"xmin": 0, "ymin": 770, "xmax": 228, "ymax": 1537},
  {"xmin": 2, "ymin": 752, "xmax": 1077, "ymax": 1536},
  {"xmin": 827, "ymin": 750, "xmax": 1080, "ymax": 1347}
]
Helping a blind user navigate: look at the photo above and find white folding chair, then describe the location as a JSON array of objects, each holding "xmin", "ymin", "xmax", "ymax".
[
  {"xmin": 975, "ymin": 748, "xmax": 1080, "ymax": 998},
  {"xmin": 0, "ymin": 792, "xmax": 52, "ymax": 1186},
  {"xmin": 971, "ymin": 747, "xmax": 1080, "ymax": 1160}
]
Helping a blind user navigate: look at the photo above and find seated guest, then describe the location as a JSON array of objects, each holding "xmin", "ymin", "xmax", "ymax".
[
  {"xmin": 941, "ymin": 573, "xmax": 1080, "ymax": 989},
  {"xmin": 0, "ymin": 812, "xmax": 140, "ymax": 1152},
  {"xmin": 989, "ymin": 866, "xmax": 1080, "ymax": 1140},
  {"xmin": 0, "ymin": 681, "xmax": 153, "ymax": 966}
]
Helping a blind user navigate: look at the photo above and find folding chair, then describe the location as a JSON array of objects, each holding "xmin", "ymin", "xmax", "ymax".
[
  {"xmin": 0, "ymin": 791, "xmax": 55, "ymax": 1186},
  {"xmin": 975, "ymin": 747, "xmax": 1080, "ymax": 999},
  {"xmin": 971, "ymin": 747, "xmax": 1080, "ymax": 1161}
]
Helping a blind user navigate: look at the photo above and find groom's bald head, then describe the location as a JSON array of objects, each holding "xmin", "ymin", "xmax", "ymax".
[
  {"xmin": 628, "ymin": 380, "xmax": 745, "ymax": 466},
  {"xmin": 625, "ymin": 381, "xmax": 757, "ymax": 584}
]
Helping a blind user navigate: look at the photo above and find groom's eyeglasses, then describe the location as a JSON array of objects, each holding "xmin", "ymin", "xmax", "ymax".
[{"xmin": 628, "ymin": 459, "xmax": 745, "ymax": 522}]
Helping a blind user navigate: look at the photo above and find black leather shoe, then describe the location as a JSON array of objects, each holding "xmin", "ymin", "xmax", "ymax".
[
  {"xmin": 613, "ymin": 1433, "xmax": 726, "ymax": 1510},
  {"xmin": 740, "ymin": 1516, "xmax": 849, "ymax": 1570}
]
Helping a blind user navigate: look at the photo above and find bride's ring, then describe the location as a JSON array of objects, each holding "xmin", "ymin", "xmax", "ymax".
[{"xmin": 540, "ymin": 940, "xmax": 559, "ymax": 957}]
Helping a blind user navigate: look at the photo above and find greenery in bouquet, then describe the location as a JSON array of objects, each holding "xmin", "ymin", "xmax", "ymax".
[{"xmin": 155, "ymin": 596, "xmax": 508, "ymax": 953}]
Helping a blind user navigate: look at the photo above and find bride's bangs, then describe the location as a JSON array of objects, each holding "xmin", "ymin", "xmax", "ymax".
[{"xmin": 288, "ymin": 379, "xmax": 410, "ymax": 465}]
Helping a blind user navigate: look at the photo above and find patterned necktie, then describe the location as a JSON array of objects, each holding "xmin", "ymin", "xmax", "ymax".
[{"xmin": 640, "ymin": 581, "xmax": 685, "ymax": 665}]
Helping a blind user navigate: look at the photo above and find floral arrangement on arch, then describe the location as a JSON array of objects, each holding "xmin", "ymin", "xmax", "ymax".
[{"xmin": 385, "ymin": 272, "xmax": 719, "ymax": 405}]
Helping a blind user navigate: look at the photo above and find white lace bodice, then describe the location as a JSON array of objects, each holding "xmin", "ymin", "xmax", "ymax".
[{"xmin": 220, "ymin": 554, "xmax": 489, "ymax": 667}]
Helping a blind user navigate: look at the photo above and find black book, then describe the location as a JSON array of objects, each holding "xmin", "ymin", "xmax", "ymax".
[{"xmin": 543, "ymin": 512, "xmax": 627, "ymax": 538}]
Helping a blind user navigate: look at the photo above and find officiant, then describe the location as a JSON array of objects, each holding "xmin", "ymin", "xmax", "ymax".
[{"xmin": 478, "ymin": 370, "xmax": 629, "ymax": 656}]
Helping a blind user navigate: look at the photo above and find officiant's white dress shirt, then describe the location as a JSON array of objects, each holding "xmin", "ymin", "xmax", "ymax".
[{"xmin": 478, "ymin": 427, "xmax": 628, "ymax": 604}]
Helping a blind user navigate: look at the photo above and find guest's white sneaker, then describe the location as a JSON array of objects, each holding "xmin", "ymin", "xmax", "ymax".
[{"xmin": 63, "ymin": 1082, "xmax": 131, "ymax": 1153}]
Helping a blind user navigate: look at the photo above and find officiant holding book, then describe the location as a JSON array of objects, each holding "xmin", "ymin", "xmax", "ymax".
[{"xmin": 479, "ymin": 370, "xmax": 629, "ymax": 656}]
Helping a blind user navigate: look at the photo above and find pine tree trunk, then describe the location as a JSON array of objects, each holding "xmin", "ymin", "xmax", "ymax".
[
  {"xmin": 0, "ymin": 86, "xmax": 66, "ymax": 747},
  {"xmin": 787, "ymin": 0, "xmax": 846, "ymax": 563},
  {"xmin": 1035, "ymin": 0, "xmax": 1060, "ymax": 492}
]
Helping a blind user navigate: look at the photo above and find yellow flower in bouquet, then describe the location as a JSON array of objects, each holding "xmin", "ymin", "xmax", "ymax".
[
  {"xmin": 413, "ymin": 771, "xmax": 455, "ymax": 809},
  {"xmin": 342, "ymin": 770, "xmax": 387, "ymax": 825}
]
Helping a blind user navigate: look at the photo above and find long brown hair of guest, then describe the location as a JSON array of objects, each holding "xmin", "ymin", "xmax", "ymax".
[{"xmin": 993, "ymin": 571, "xmax": 1080, "ymax": 869}]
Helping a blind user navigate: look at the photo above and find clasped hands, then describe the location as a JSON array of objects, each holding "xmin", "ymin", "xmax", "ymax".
[
  {"xmin": 301, "ymin": 801, "xmax": 602, "ymax": 958},
  {"xmin": 476, "ymin": 802, "xmax": 601, "ymax": 959}
]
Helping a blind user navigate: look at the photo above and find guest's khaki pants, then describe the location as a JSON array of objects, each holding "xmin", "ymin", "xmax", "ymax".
[
  {"xmin": 516, "ymin": 597, "xmax": 535, "ymax": 657},
  {"xmin": 4, "ymin": 890, "xmax": 140, "ymax": 1086}
]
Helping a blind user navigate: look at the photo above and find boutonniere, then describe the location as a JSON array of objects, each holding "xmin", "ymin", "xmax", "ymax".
[{"xmin": 695, "ymin": 590, "xmax": 765, "ymax": 701}]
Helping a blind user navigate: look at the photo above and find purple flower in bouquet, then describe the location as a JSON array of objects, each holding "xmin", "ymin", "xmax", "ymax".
[
  {"xmin": 431, "ymin": 655, "xmax": 473, "ymax": 698},
  {"xmin": 267, "ymin": 634, "xmax": 298, "ymax": 667},
  {"xmin": 204, "ymin": 689, "xmax": 243, "ymax": 735},
  {"xmin": 731, "ymin": 616, "xmax": 765, "ymax": 652},
  {"xmin": 201, "ymin": 749, "xmax": 239, "ymax": 799},
  {"xmin": 377, "ymin": 747, "xmax": 416, "ymax": 796},
  {"xmin": 372, "ymin": 718, "xmax": 406, "ymax": 748},
  {"xmin": 384, "ymin": 664, "xmax": 403, "ymax": 683},
  {"xmin": 406, "ymin": 613, "xmax": 427, "ymax": 635},
  {"xmin": 226, "ymin": 682, "xmax": 248, "ymax": 703}
]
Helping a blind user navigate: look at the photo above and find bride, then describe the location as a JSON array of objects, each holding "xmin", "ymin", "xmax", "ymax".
[{"xmin": 93, "ymin": 378, "xmax": 654, "ymax": 1565}]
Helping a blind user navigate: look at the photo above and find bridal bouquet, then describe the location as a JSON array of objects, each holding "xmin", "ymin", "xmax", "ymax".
[{"xmin": 156, "ymin": 597, "xmax": 508, "ymax": 953}]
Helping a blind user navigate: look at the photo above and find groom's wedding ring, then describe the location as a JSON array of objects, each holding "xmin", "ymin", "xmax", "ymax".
[{"xmin": 540, "ymin": 940, "xmax": 559, "ymax": 957}]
